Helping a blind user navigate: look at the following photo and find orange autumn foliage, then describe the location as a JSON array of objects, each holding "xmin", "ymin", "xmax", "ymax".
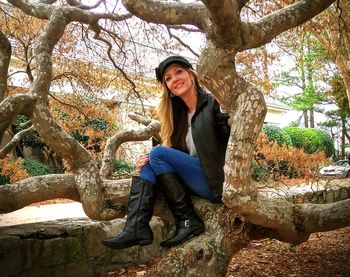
[
  {"xmin": 0, "ymin": 156, "xmax": 29, "ymax": 183},
  {"xmin": 254, "ymin": 132, "xmax": 328, "ymax": 183},
  {"xmin": 50, "ymin": 94, "xmax": 119, "ymax": 161}
]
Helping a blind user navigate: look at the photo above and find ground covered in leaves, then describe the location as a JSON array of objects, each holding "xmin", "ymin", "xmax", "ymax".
[{"xmin": 99, "ymin": 226, "xmax": 350, "ymax": 277}]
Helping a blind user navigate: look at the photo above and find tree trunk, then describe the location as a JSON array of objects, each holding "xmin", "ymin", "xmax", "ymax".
[
  {"xmin": 0, "ymin": 32, "xmax": 11, "ymax": 102},
  {"xmin": 149, "ymin": 202, "xmax": 250, "ymax": 277},
  {"xmin": 341, "ymin": 116, "xmax": 346, "ymax": 158},
  {"xmin": 303, "ymin": 110, "xmax": 309, "ymax": 128},
  {"xmin": 309, "ymin": 109, "xmax": 315, "ymax": 128}
]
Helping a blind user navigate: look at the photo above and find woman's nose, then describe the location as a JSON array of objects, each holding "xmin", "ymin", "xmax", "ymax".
[{"xmin": 172, "ymin": 74, "xmax": 179, "ymax": 83}]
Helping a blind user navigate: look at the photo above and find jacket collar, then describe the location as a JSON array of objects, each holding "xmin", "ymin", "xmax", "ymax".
[{"xmin": 195, "ymin": 86, "xmax": 208, "ymax": 113}]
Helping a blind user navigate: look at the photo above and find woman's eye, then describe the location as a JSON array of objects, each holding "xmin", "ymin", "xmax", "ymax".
[{"xmin": 165, "ymin": 76, "xmax": 171, "ymax": 82}]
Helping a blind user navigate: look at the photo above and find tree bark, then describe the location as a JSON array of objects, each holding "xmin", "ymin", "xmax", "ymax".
[
  {"xmin": 0, "ymin": 94, "xmax": 37, "ymax": 142},
  {"xmin": 149, "ymin": 201, "xmax": 250, "ymax": 277},
  {"xmin": 341, "ymin": 116, "xmax": 346, "ymax": 157},
  {"xmin": 0, "ymin": 31, "xmax": 11, "ymax": 102},
  {"xmin": 0, "ymin": 125, "xmax": 35, "ymax": 159},
  {"xmin": 303, "ymin": 110, "xmax": 309, "ymax": 128},
  {"xmin": 309, "ymin": 109, "xmax": 315, "ymax": 128}
]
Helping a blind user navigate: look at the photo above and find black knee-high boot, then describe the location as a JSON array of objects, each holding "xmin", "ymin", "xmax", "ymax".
[
  {"xmin": 156, "ymin": 173, "xmax": 205, "ymax": 247},
  {"xmin": 101, "ymin": 176, "xmax": 157, "ymax": 249}
]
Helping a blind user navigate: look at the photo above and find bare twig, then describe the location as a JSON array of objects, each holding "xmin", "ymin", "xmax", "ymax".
[{"xmin": 167, "ymin": 27, "xmax": 199, "ymax": 57}]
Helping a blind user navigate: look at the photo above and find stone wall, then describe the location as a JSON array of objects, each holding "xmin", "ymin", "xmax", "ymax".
[{"xmin": 0, "ymin": 217, "xmax": 167, "ymax": 277}]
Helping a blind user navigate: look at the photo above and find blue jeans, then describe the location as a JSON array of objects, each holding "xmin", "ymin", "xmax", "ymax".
[{"xmin": 140, "ymin": 146, "xmax": 214, "ymax": 201}]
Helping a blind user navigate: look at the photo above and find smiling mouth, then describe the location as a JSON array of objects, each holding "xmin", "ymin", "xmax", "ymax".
[{"xmin": 175, "ymin": 83, "xmax": 183, "ymax": 89}]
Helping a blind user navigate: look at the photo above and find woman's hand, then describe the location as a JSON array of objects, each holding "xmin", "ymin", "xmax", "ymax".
[{"xmin": 136, "ymin": 154, "xmax": 149, "ymax": 172}]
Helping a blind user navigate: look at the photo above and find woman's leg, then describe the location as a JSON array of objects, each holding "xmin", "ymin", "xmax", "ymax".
[
  {"xmin": 139, "ymin": 162, "xmax": 156, "ymax": 184},
  {"xmin": 101, "ymin": 176, "xmax": 157, "ymax": 249},
  {"xmin": 148, "ymin": 146, "xmax": 214, "ymax": 201}
]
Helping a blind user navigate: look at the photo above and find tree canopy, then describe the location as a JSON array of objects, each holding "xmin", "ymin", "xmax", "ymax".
[{"xmin": 1, "ymin": 1, "xmax": 349, "ymax": 276}]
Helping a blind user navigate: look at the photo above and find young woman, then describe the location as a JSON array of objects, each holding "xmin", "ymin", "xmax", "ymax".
[{"xmin": 102, "ymin": 55, "xmax": 230, "ymax": 249}]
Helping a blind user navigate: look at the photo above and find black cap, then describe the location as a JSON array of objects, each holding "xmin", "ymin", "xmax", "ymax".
[{"xmin": 155, "ymin": 55, "xmax": 193, "ymax": 82}]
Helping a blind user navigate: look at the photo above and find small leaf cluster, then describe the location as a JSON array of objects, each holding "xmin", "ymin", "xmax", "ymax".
[{"xmin": 113, "ymin": 159, "xmax": 135, "ymax": 174}]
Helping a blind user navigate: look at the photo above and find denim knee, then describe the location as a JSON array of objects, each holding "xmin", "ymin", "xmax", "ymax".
[
  {"xmin": 149, "ymin": 145, "xmax": 168, "ymax": 161},
  {"xmin": 148, "ymin": 146, "xmax": 174, "ymax": 174}
]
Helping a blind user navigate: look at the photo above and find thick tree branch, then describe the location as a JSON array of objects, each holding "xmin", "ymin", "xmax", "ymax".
[
  {"xmin": 227, "ymin": 180, "xmax": 350, "ymax": 243},
  {"xmin": 0, "ymin": 94, "xmax": 36, "ymax": 142},
  {"xmin": 122, "ymin": 0, "xmax": 209, "ymax": 31},
  {"xmin": 300, "ymin": 198, "xmax": 350, "ymax": 233},
  {"xmin": 3, "ymin": 3, "xmax": 133, "ymax": 222},
  {"xmin": 7, "ymin": 0, "xmax": 131, "ymax": 22},
  {"xmin": 100, "ymin": 114, "xmax": 161, "ymax": 178},
  {"xmin": 39, "ymin": 0, "xmax": 57, "ymax": 4},
  {"xmin": 201, "ymin": 0, "xmax": 241, "ymax": 44},
  {"xmin": 0, "ymin": 125, "xmax": 35, "ymax": 159},
  {"xmin": 0, "ymin": 31, "xmax": 11, "ymax": 102},
  {"xmin": 6, "ymin": 0, "xmax": 54, "ymax": 19},
  {"xmin": 0, "ymin": 175, "xmax": 130, "ymax": 215},
  {"xmin": 239, "ymin": 0, "xmax": 335, "ymax": 50},
  {"xmin": 0, "ymin": 174, "xmax": 78, "ymax": 214},
  {"xmin": 150, "ymin": 202, "xmax": 250, "ymax": 277}
]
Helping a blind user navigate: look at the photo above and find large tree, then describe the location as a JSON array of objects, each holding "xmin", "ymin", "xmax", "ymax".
[
  {"xmin": 306, "ymin": 0, "xmax": 350, "ymax": 109},
  {"xmin": 1, "ymin": 0, "xmax": 348, "ymax": 276}
]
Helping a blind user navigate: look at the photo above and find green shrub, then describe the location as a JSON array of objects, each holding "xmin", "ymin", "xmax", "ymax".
[
  {"xmin": 113, "ymin": 159, "xmax": 134, "ymax": 174},
  {"xmin": 262, "ymin": 124, "xmax": 292, "ymax": 146},
  {"xmin": 283, "ymin": 127, "xmax": 334, "ymax": 157},
  {"xmin": 251, "ymin": 162, "xmax": 270, "ymax": 182},
  {"xmin": 23, "ymin": 158, "xmax": 53, "ymax": 176},
  {"xmin": 0, "ymin": 174, "xmax": 10, "ymax": 185},
  {"xmin": 315, "ymin": 129, "xmax": 335, "ymax": 158},
  {"xmin": 14, "ymin": 115, "xmax": 45, "ymax": 148}
]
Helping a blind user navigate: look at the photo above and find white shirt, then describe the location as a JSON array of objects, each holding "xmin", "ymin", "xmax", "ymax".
[{"xmin": 185, "ymin": 110, "xmax": 197, "ymax": 156}]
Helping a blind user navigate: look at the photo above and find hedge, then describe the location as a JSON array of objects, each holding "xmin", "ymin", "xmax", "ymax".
[
  {"xmin": 262, "ymin": 124, "xmax": 292, "ymax": 146},
  {"xmin": 283, "ymin": 127, "xmax": 334, "ymax": 157}
]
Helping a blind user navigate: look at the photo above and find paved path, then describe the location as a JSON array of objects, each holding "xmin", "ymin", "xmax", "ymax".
[{"xmin": 0, "ymin": 202, "xmax": 87, "ymax": 227}]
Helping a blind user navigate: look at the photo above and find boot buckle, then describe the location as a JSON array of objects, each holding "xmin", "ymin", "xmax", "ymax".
[{"xmin": 184, "ymin": 219, "xmax": 191, "ymax": 228}]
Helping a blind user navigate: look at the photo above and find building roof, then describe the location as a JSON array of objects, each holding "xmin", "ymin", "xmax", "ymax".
[{"xmin": 264, "ymin": 96, "xmax": 291, "ymax": 112}]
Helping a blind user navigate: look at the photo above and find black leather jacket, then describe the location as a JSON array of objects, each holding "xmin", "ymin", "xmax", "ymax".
[{"xmin": 191, "ymin": 88, "xmax": 230, "ymax": 202}]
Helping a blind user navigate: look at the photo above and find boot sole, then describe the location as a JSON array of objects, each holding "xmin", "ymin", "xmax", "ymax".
[
  {"xmin": 160, "ymin": 226, "xmax": 205, "ymax": 248},
  {"xmin": 102, "ymin": 239, "xmax": 153, "ymax": 249}
]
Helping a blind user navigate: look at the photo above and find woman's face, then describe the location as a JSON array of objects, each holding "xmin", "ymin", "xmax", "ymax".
[{"xmin": 163, "ymin": 63, "xmax": 194, "ymax": 99}]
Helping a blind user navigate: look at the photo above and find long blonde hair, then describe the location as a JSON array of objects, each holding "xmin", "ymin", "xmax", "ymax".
[{"xmin": 155, "ymin": 68, "xmax": 200, "ymax": 148}]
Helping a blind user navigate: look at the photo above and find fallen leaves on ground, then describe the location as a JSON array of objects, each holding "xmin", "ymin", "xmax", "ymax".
[
  {"xmin": 99, "ymin": 227, "xmax": 350, "ymax": 277},
  {"xmin": 227, "ymin": 226, "xmax": 350, "ymax": 277}
]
